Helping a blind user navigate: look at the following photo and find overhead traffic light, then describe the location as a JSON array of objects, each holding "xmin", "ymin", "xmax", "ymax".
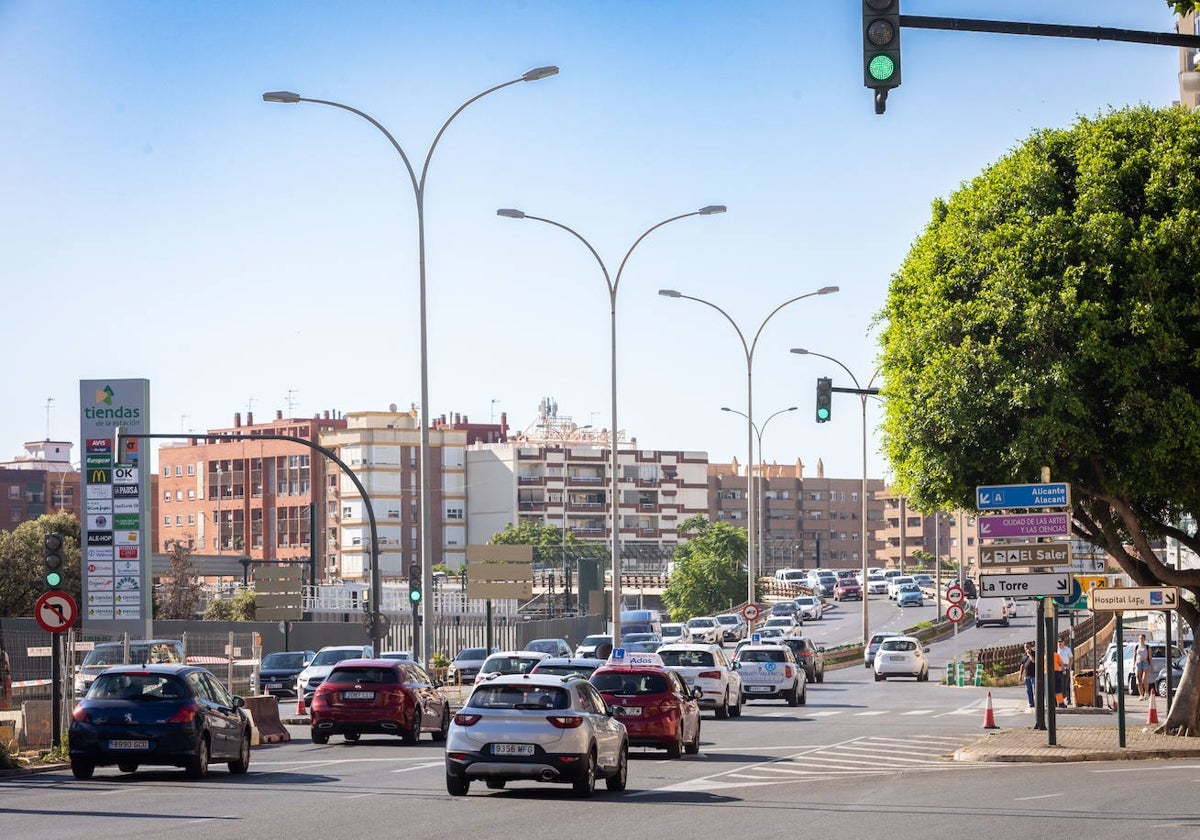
[
  {"xmin": 408, "ymin": 563, "xmax": 422, "ymax": 605},
  {"xmin": 863, "ymin": 0, "xmax": 901, "ymax": 114},
  {"xmin": 44, "ymin": 533, "xmax": 64, "ymax": 589},
  {"xmin": 815, "ymin": 377, "xmax": 833, "ymax": 423}
]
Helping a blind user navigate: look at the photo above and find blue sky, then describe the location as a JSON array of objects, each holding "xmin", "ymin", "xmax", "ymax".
[{"xmin": 1, "ymin": 1, "xmax": 1183, "ymax": 483}]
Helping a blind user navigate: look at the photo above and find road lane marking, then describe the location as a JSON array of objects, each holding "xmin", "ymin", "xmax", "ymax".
[{"xmin": 1015, "ymin": 793, "xmax": 1062, "ymax": 801}]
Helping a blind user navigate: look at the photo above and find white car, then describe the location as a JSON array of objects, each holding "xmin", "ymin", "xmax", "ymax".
[
  {"xmin": 714, "ymin": 613, "xmax": 748, "ymax": 642},
  {"xmin": 661, "ymin": 622, "xmax": 693, "ymax": 644},
  {"xmin": 296, "ymin": 644, "xmax": 375, "ymax": 708},
  {"xmin": 657, "ymin": 643, "xmax": 744, "ymax": 719},
  {"xmin": 732, "ymin": 644, "xmax": 806, "ymax": 706},
  {"xmin": 866, "ymin": 574, "xmax": 889, "ymax": 594},
  {"xmin": 473, "ymin": 651, "xmax": 550, "ymax": 686},
  {"xmin": 873, "ymin": 635, "xmax": 930, "ymax": 681},
  {"xmin": 686, "ymin": 617, "xmax": 722, "ymax": 645},
  {"xmin": 793, "ymin": 595, "xmax": 823, "ymax": 621},
  {"xmin": 754, "ymin": 626, "xmax": 787, "ymax": 643},
  {"xmin": 763, "ymin": 615, "xmax": 799, "ymax": 633},
  {"xmin": 887, "ymin": 575, "xmax": 916, "ymax": 600}
]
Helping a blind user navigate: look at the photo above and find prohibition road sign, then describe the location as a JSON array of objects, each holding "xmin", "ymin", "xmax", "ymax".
[
  {"xmin": 945, "ymin": 585, "xmax": 965, "ymax": 605},
  {"xmin": 34, "ymin": 591, "xmax": 78, "ymax": 633},
  {"xmin": 742, "ymin": 603, "xmax": 761, "ymax": 622},
  {"xmin": 946, "ymin": 603, "xmax": 966, "ymax": 623}
]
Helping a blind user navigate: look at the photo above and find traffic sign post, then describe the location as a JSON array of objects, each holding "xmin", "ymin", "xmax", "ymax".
[
  {"xmin": 946, "ymin": 603, "xmax": 965, "ymax": 622},
  {"xmin": 979, "ymin": 572, "xmax": 1072, "ymax": 598},
  {"xmin": 1089, "ymin": 587, "xmax": 1180, "ymax": 612},
  {"xmin": 34, "ymin": 591, "xmax": 77, "ymax": 634},
  {"xmin": 945, "ymin": 585, "xmax": 965, "ymax": 605},
  {"xmin": 978, "ymin": 513, "xmax": 1072, "ymax": 539},
  {"xmin": 741, "ymin": 603, "xmax": 760, "ymax": 623},
  {"xmin": 976, "ymin": 483, "xmax": 1070, "ymax": 510},
  {"xmin": 979, "ymin": 542, "xmax": 1072, "ymax": 568}
]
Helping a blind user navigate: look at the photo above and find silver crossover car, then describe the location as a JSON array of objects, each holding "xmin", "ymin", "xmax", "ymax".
[{"xmin": 444, "ymin": 673, "xmax": 628, "ymax": 797}]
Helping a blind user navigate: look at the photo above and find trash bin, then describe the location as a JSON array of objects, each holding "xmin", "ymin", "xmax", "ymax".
[{"xmin": 1073, "ymin": 673, "xmax": 1099, "ymax": 708}]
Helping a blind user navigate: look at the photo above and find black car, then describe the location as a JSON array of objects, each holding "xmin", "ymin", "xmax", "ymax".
[
  {"xmin": 258, "ymin": 649, "xmax": 316, "ymax": 697},
  {"xmin": 777, "ymin": 636, "xmax": 825, "ymax": 684},
  {"xmin": 69, "ymin": 664, "xmax": 252, "ymax": 780}
]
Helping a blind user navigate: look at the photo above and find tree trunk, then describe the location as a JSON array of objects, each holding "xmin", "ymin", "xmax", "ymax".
[{"xmin": 1159, "ymin": 647, "xmax": 1200, "ymax": 735}]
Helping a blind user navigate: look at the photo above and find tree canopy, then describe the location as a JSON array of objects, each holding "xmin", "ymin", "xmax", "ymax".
[
  {"xmin": 661, "ymin": 515, "xmax": 749, "ymax": 621},
  {"xmin": 0, "ymin": 512, "xmax": 80, "ymax": 617},
  {"xmin": 878, "ymin": 105, "xmax": 1200, "ymax": 731},
  {"xmin": 490, "ymin": 521, "xmax": 577, "ymax": 547}
]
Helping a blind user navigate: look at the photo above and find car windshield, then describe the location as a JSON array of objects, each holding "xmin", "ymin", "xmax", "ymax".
[
  {"xmin": 525, "ymin": 640, "xmax": 563, "ymax": 653},
  {"xmin": 262, "ymin": 652, "xmax": 307, "ymax": 669},
  {"xmin": 658, "ymin": 649, "xmax": 714, "ymax": 668},
  {"xmin": 481, "ymin": 656, "xmax": 540, "ymax": 675},
  {"xmin": 326, "ymin": 665, "xmax": 398, "ymax": 684},
  {"xmin": 716, "ymin": 615, "xmax": 739, "ymax": 625},
  {"xmin": 899, "ymin": 584, "xmax": 920, "ymax": 591},
  {"xmin": 90, "ymin": 672, "xmax": 189, "ymax": 701},
  {"xmin": 468, "ymin": 685, "xmax": 570, "ymax": 710},
  {"xmin": 797, "ymin": 597, "xmax": 815, "ymax": 606},
  {"xmin": 737, "ymin": 649, "xmax": 788, "ymax": 663},
  {"xmin": 311, "ymin": 649, "xmax": 361, "ymax": 666},
  {"xmin": 687, "ymin": 619, "xmax": 713, "ymax": 627},
  {"xmin": 455, "ymin": 648, "xmax": 487, "ymax": 661},
  {"xmin": 592, "ymin": 671, "xmax": 670, "ymax": 695},
  {"xmin": 663, "ymin": 626, "xmax": 684, "ymax": 636},
  {"xmin": 534, "ymin": 663, "xmax": 599, "ymax": 677},
  {"xmin": 881, "ymin": 640, "xmax": 917, "ymax": 652},
  {"xmin": 81, "ymin": 646, "xmax": 123, "ymax": 667}
]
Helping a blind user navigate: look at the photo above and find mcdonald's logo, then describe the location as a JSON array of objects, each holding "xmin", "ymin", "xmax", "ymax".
[{"xmin": 89, "ymin": 468, "xmax": 111, "ymax": 485}]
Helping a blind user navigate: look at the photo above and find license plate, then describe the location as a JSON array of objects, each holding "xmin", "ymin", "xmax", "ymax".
[
  {"xmin": 264, "ymin": 682, "xmax": 282, "ymax": 689},
  {"xmin": 343, "ymin": 691, "xmax": 374, "ymax": 700},
  {"xmin": 888, "ymin": 655, "xmax": 905, "ymax": 662},
  {"xmin": 109, "ymin": 740, "xmax": 148, "ymax": 750},
  {"xmin": 616, "ymin": 706, "xmax": 643, "ymax": 717},
  {"xmin": 747, "ymin": 685, "xmax": 773, "ymax": 692},
  {"xmin": 492, "ymin": 743, "xmax": 534, "ymax": 756}
]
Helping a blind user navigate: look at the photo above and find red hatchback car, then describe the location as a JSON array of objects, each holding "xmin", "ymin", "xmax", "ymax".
[
  {"xmin": 590, "ymin": 658, "xmax": 702, "ymax": 758},
  {"xmin": 310, "ymin": 659, "xmax": 451, "ymax": 745}
]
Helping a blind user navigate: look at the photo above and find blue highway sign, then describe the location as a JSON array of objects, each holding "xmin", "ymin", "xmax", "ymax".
[{"xmin": 976, "ymin": 482, "xmax": 1069, "ymax": 510}]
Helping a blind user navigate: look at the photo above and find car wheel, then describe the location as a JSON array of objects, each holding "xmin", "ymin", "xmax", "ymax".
[
  {"xmin": 485, "ymin": 779, "xmax": 507, "ymax": 790},
  {"xmin": 71, "ymin": 758, "xmax": 94, "ymax": 780},
  {"xmin": 228, "ymin": 732, "xmax": 251, "ymax": 774},
  {"xmin": 685, "ymin": 719, "xmax": 701, "ymax": 755},
  {"xmin": 402, "ymin": 708, "xmax": 422, "ymax": 745},
  {"xmin": 786, "ymin": 682, "xmax": 799, "ymax": 707},
  {"xmin": 874, "ymin": 672, "xmax": 884, "ymax": 681},
  {"xmin": 715, "ymin": 690, "xmax": 730, "ymax": 720},
  {"xmin": 311, "ymin": 729, "xmax": 329, "ymax": 745},
  {"xmin": 573, "ymin": 749, "xmax": 596, "ymax": 797},
  {"xmin": 1157, "ymin": 679, "xmax": 1168, "ymax": 699},
  {"xmin": 730, "ymin": 689, "xmax": 744, "ymax": 718},
  {"xmin": 1103, "ymin": 674, "xmax": 1114, "ymax": 695},
  {"xmin": 344, "ymin": 731, "xmax": 361, "ymax": 743},
  {"xmin": 446, "ymin": 772, "xmax": 470, "ymax": 796},
  {"xmin": 117, "ymin": 762, "xmax": 138, "ymax": 774},
  {"xmin": 667, "ymin": 726, "xmax": 683, "ymax": 759},
  {"xmin": 432, "ymin": 706, "xmax": 450, "ymax": 742},
  {"xmin": 798, "ymin": 680, "xmax": 808, "ymax": 705},
  {"xmin": 185, "ymin": 735, "xmax": 210, "ymax": 780},
  {"xmin": 816, "ymin": 668, "xmax": 824, "ymax": 684},
  {"xmin": 606, "ymin": 744, "xmax": 628, "ymax": 792}
]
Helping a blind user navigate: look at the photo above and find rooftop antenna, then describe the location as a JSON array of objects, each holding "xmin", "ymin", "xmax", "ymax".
[
  {"xmin": 286, "ymin": 389, "xmax": 299, "ymax": 418},
  {"xmin": 247, "ymin": 396, "xmax": 256, "ymax": 417},
  {"xmin": 490, "ymin": 399, "xmax": 500, "ymax": 424},
  {"xmin": 180, "ymin": 414, "xmax": 190, "ymax": 433},
  {"xmin": 44, "ymin": 396, "xmax": 54, "ymax": 440}
]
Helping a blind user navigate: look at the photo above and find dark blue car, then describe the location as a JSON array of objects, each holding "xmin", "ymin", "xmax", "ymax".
[
  {"xmin": 69, "ymin": 664, "xmax": 251, "ymax": 780},
  {"xmin": 258, "ymin": 649, "xmax": 316, "ymax": 696}
]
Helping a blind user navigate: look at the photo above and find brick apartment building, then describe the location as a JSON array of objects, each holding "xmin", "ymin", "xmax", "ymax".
[{"xmin": 1, "ymin": 440, "xmax": 80, "ymax": 526}]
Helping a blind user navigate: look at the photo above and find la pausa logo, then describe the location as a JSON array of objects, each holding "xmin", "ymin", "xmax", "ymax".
[{"xmin": 84, "ymin": 385, "xmax": 140, "ymax": 421}]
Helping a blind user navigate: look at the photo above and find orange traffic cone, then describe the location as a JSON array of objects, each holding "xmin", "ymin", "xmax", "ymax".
[
  {"xmin": 296, "ymin": 693, "xmax": 307, "ymax": 717},
  {"xmin": 1147, "ymin": 691, "xmax": 1160, "ymax": 725},
  {"xmin": 982, "ymin": 690, "xmax": 999, "ymax": 729}
]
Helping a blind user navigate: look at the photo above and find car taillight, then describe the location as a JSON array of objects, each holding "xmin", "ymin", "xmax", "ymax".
[
  {"xmin": 797, "ymin": 650, "xmax": 813, "ymax": 658},
  {"xmin": 784, "ymin": 666, "xmax": 794, "ymax": 679},
  {"xmin": 548, "ymin": 716, "xmax": 584, "ymax": 729},
  {"xmin": 166, "ymin": 703, "xmax": 198, "ymax": 723},
  {"xmin": 71, "ymin": 704, "xmax": 90, "ymax": 724},
  {"xmin": 697, "ymin": 670, "xmax": 722, "ymax": 680},
  {"xmin": 453, "ymin": 713, "xmax": 481, "ymax": 726}
]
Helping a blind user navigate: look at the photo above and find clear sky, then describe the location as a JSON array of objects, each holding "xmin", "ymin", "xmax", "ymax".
[{"xmin": 0, "ymin": 1, "xmax": 1183, "ymax": 483}]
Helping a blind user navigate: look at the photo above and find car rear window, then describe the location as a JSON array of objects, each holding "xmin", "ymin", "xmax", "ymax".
[
  {"xmin": 591, "ymin": 671, "xmax": 670, "ymax": 695},
  {"xmin": 90, "ymin": 673, "xmax": 189, "ymax": 701},
  {"xmin": 659, "ymin": 650, "xmax": 714, "ymax": 668},
  {"xmin": 326, "ymin": 666, "xmax": 399, "ymax": 685},
  {"xmin": 737, "ymin": 649, "xmax": 789, "ymax": 663},
  {"xmin": 468, "ymin": 685, "xmax": 571, "ymax": 710},
  {"xmin": 881, "ymin": 640, "xmax": 917, "ymax": 652},
  {"xmin": 482, "ymin": 656, "xmax": 540, "ymax": 675}
]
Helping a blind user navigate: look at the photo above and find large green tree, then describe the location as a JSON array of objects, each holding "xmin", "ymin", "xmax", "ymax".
[
  {"xmin": 0, "ymin": 512, "xmax": 81, "ymax": 617},
  {"xmin": 879, "ymin": 105, "xmax": 1200, "ymax": 733},
  {"xmin": 491, "ymin": 521, "xmax": 577, "ymax": 547},
  {"xmin": 661, "ymin": 515, "xmax": 749, "ymax": 621}
]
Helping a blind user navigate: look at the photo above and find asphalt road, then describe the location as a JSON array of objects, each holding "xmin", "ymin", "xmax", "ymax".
[{"xmin": 5, "ymin": 638, "xmax": 1180, "ymax": 840}]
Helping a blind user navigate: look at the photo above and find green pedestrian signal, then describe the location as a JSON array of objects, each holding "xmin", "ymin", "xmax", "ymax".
[{"xmin": 863, "ymin": 0, "xmax": 902, "ymax": 114}]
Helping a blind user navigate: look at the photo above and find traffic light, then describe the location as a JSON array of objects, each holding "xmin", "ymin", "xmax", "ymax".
[
  {"xmin": 44, "ymin": 533, "xmax": 64, "ymax": 589},
  {"xmin": 816, "ymin": 377, "xmax": 833, "ymax": 423},
  {"xmin": 863, "ymin": 0, "xmax": 901, "ymax": 114},
  {"xmin": 408, "ymin": 563, "xmax": 422, "ymax": 604}
]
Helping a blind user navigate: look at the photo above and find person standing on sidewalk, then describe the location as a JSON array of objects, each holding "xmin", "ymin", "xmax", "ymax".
[
  {"xmin": 1057, "ymin": 638, "xmax": 1074, "ymax": 706},
  {"xmin": 1134, "ymin": 634, "xmax": 1153, "ymax": 699},
  {"xmin": 1020, "ymin": 642, "xmax": 1037, "ymax": 708}
]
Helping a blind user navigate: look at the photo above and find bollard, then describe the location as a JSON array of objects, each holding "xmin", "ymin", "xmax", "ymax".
[
  {"xmin": 974, "ymin": 663, "xmax": 984, "ymax": 687},
  {"xmin": 945, "ymin": 662, "xmax": 954, "ymax": 685},
  {"xmin": 956, "ymin": 661, "xmax": 965, "ymax": 687}
]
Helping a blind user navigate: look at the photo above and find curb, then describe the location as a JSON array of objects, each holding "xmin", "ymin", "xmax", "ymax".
[{"xmin": 954, "ymin": 744, "xmax": 1200, "ymax": 763}]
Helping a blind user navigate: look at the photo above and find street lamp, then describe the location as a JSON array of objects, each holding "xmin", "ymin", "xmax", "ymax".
[
  {"xmin": 660, "ymin": 287, "xmax": 839, "ymax": 606},
  {"xmin": 791, "ymin": 348, "xmax": 880, "ymax": 647},
  {"xmin": 264, "ymin": 66, "xmax": 558, "ymax": 667},
  {"xmin": 498, "ymin": 205, "xmax": 726, "ymax": 642},
  {"xmin": 721, "ymin": 405, "xmax": 797, "ymax": 576}
]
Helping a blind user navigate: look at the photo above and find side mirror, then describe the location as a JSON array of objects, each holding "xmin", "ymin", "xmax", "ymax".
[
  {"xmin": 692, "ymin": 687, "xmax": 704, "ymax": 700},
  {"xmin": 232, "ymin": 695, "xmax": 245, "ymax": 708}
]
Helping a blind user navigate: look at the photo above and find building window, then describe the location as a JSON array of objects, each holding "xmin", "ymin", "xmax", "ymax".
[
  {"xmin": 10, "ymin": 509, "xmax": 21, "ymax": 522},
  {"xmin": 187, "ymin": 464, "xmax": 195, "ymax": 476},
  {"xmin": 175, "ymin": 465, "xmax": 183, "ymax": 477},
  {"xmin": 163, "ymin": 491, "xmax": 170, "ymax": 502},
  {"xmin": 163, "ymin": 516, "xmax": 171, "ymax": 527},
  {"xmin": 187, "ymin": 489, "xmax": 195, "ymax": 501},
  {"xmin": 446, "ymin": 506, "xmax": 464, "ymax": 520},
  {"xmin": 188, "ymin": 514, "xmax": 195, "ymax": 526},
  {"xmin": 175, "ymin": 515, "xmax": 183, "ymax": 526},
  {"xmin": 163, "ymin": 467, "xmax": 170, "ymax": 478},
  {"xmin": 175, "ymin": 490, "xmax": 183, "ymax": 501}
]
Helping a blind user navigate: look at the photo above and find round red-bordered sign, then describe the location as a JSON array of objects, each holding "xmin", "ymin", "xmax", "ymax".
[
  {"xmin": 946, "ymin": 603, "xmax": 966, "ymax": 623},
  {"xmin": 945, "ymin": 585, "xmax": 965, "ymax": 605},
  {"xmin": 742, "ymin": 603, "xmax": 761, "ymax": 622},
  {"xmin": 34, "ymin": 591, "xmax": 78, "ymax": 634}
]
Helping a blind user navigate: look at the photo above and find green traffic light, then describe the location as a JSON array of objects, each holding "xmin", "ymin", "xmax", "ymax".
[
  {"xmin": 409, "ymin": 589, "xmax": 421, "ymax": 603},
  {"xmin": 46, "ymin": 571, "xmax": 62, "ymax": 588},
  {"xmin": 868, "ymin": 55, "xmax": 895, "ymax": 82},
  {"xmin": 816, "ymin": 407, "xmax": 831, "ymax": 421}
]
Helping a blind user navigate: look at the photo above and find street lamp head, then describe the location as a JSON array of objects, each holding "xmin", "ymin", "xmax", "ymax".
[
  {"xmin": 497, "ymin": 208, "xmax": 526, "ymax": 219},
  {"xmin": 785, "ymin": 406, "xmax": 799, "ymax": 412},
  {"xmin": 817, "ymin": 286, "xmax": 839, "ymax": 295},
  {"xmin": 262, "ymin": 91, "xmax": 301, "ymax": 103},
  {"xmin": 791, "ymin": 348, "xmax": 810, "ymax": 355},
  {"xmin": 658, "ymin": 289, "xmax": 681, "ymax": 298},
  {"xmin": 721, "ymin": 407, "xmax": 734, "ymax": 412},
  {"xmin": 522, "ymin": 66, "xmax": 560, "ymax": 82},
  {"xmin": 698, "ymin": 205, "xmax": 727, "ymax": 215}
]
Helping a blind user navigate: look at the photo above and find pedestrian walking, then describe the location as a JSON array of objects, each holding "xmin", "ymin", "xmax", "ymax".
[
  {"xmin": 1019, "ymin": 642, "xmax": 1036, "ymax": 708},
  {"xmin": 1134, "ymin": 633, "xmax": 1153, "ymax": 699},
  {"xmin": 1058, "ymin": 638, "xmax": 1074, "ymax": 706}
]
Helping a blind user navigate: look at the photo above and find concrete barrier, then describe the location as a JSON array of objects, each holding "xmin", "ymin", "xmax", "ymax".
[{"xmin": 243, "ymin": 695, "xmax": 291, "ymax": 745}]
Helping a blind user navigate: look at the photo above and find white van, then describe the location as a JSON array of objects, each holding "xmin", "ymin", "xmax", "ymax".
[
  {"xmin": 975, "ymin": 597, "xmax": 1010, "ymax": 628},
  {"xmin": 774, "ymin": 568, "xmax": 808, "ymax": 585}
]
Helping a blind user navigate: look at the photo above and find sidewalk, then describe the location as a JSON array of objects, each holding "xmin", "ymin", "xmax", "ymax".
[{"xmin": 956, "ymin": 720, "xmax": 1200, "ymax": 763}]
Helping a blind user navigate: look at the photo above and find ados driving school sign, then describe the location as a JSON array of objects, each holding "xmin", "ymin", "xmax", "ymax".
[{"xmin": 79, "ymin": 378, "xmax": 151, "ymax": 635}]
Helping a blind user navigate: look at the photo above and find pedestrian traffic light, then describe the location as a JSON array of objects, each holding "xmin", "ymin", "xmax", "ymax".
[
  {"xmin": 863, "ymin": 0, "xmax": 901, "ymax": 114},
  {"xmin": 816, "ymin": 377, "xmax": 833, "ymax": 423},
  {"xmin": 44, "ymin": 533, "xmax": 64, "ymax": 589},
  {"xmin": 408, "ymin": 563, "xmax": 422, "ymax": 604}
]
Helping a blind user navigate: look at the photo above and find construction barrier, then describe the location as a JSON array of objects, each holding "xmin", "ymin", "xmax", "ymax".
[{"xmin": 243, "ymin": 695, "xmax": 291, "ymax": 745}]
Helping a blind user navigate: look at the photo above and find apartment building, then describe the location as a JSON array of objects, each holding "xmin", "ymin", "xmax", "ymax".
[
  {"xmin": 1, "ymin": 440, "xmax": 80, "ymax": 526},
  {"xmin": 876, "ymin": 488, "xmax": 977, "ymax": 572}
]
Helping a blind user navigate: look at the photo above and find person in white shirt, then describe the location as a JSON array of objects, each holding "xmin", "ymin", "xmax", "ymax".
[{"xmin": 1057, "ymin": 638, "xmax": 1074, "ymax": 705}]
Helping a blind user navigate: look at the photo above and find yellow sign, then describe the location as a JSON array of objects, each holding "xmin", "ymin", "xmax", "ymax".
[{"xmin": 1075, "ymin": 575, "xmax": 1108, "ymax": 592}]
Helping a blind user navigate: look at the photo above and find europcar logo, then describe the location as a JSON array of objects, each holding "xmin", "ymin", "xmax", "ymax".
[{"xmin": 83, "ymin": 384, "xmax": 141, "ymax": 421}]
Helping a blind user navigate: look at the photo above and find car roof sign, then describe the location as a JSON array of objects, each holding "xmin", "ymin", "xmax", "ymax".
[{"xmin": 606, "ymin": 649, "xmax": 664, "ymax": 668}]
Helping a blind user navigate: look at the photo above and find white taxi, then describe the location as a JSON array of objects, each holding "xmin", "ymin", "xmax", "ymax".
[
  {"xmin": 732, "ymin": 642, "xmax": 806, "ymax": 706},
  {"xmin": 657, "ymin": 643, "xmax": 744, "ymax": 719}
]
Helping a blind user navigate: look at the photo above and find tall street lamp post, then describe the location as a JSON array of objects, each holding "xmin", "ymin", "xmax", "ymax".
[
  {"xmin": 498, "ymin": 206, "xmax": 726, "ymax": 642},
  {"xmin": 263, "ymin": 66, "xmax": 558, "ymax": 666},
  {"xmin": 791, "ymin": 348, "xmax": 880, "ymax": 646},
  {"xmin": 721, "ymin": 405, "xmax": 797, "ymax": 577},
  {"xmin": 659, "ymin": 287, "xmax": 839, "ymax": 607}
]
